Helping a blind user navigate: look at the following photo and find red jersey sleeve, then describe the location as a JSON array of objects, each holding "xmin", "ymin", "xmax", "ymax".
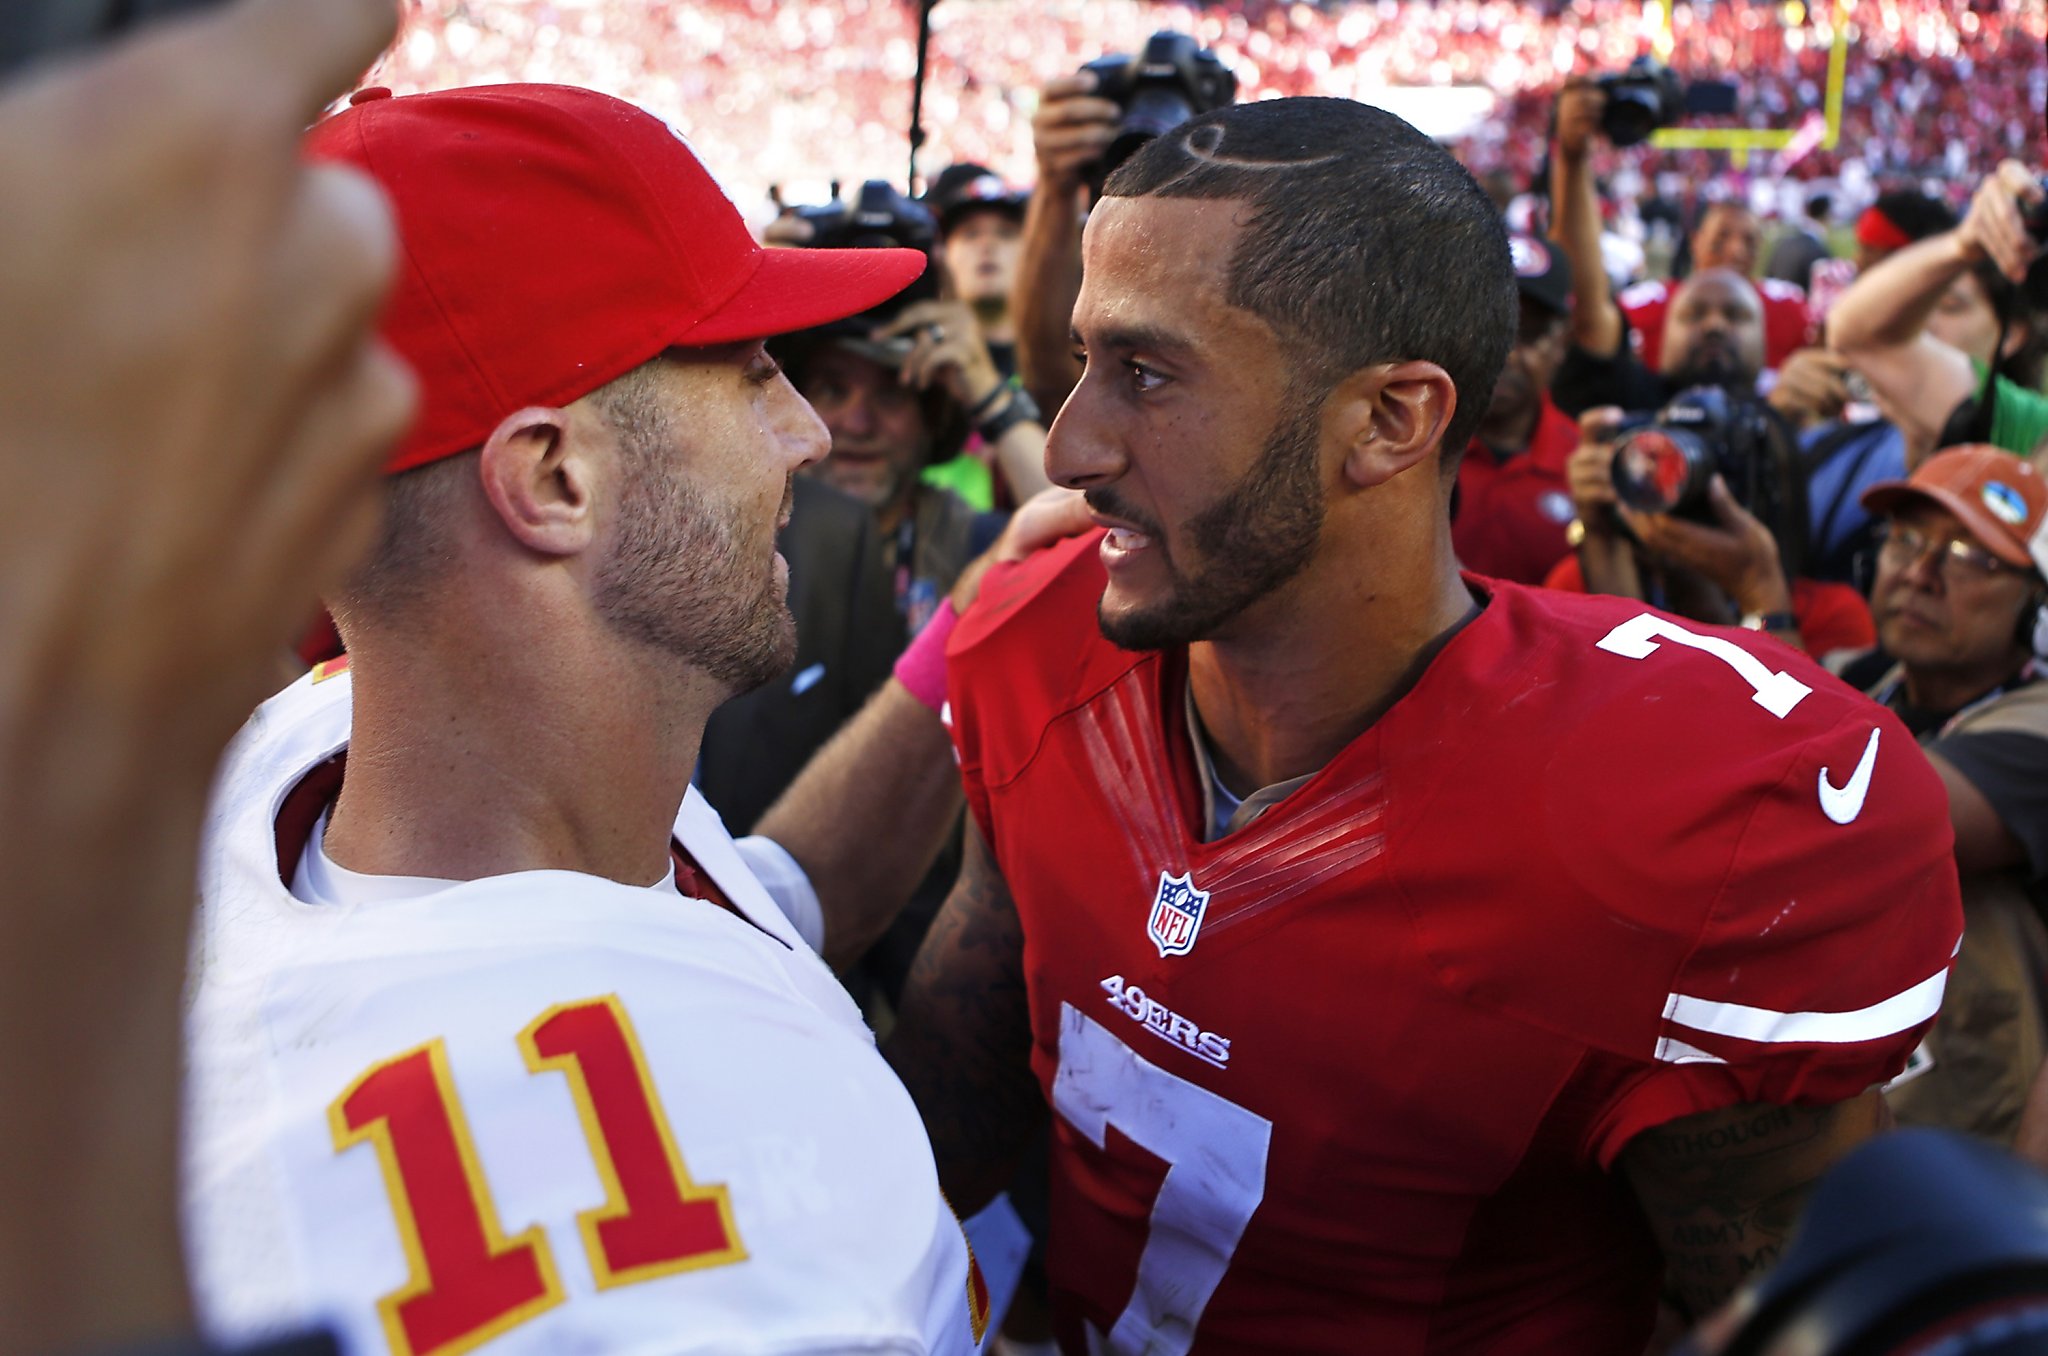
[
  {"xmin": 1585, "ymin": 696, "xmax": 1961, "ymax": 1165},
  {"xmin": 945, "ymin": 532, "xmax": 1128, "ymax": 877}
]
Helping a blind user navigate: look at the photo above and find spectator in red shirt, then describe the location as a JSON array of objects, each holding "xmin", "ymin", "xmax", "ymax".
[
  {"xmin": 1618, "ymin": 202, "xmax": 1816, "ymax": 372},
  {"xmin": 1453, "ymin": 234, "xmax": 1582, "ymax": 584}
]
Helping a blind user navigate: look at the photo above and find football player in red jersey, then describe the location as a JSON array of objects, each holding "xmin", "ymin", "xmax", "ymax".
[{"xmin": 885, "ymin": 98, "xmax": 1962, "ymax": 1355}]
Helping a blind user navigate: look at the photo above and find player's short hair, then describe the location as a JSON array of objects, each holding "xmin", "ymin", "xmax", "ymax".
[
  {"xmin": 330, "ymin": 358, "xmax": 670, "ymax": 627},
  {"xmin": 1102, "ymin": 97, "xmax": 1514, "ymax": 470}
]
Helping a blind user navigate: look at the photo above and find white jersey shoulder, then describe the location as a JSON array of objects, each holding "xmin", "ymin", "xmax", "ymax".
[{"xmin": 184, "ymin": 669, "xmax": 977, "ymax": 1356}]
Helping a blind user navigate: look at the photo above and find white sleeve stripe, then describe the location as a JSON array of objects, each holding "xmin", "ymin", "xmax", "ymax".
[
  {"xmin": 1652, "ymin": 1036, "xmax": 1730, "ymax": 1065},
  {"xmin": 1662, "ymin": 957, "xmax": 1953, "ymax": 1046}
]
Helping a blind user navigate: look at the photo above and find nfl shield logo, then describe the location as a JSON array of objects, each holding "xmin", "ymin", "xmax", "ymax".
[{"xmin": 1147, "ymin": 870, "xmax": 1210, "ymax": 958}]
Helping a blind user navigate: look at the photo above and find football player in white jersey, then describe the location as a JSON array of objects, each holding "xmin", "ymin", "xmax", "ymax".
[{"xmin": 183, "ymin": 83, "xmax": 988, "ymax": 1356}]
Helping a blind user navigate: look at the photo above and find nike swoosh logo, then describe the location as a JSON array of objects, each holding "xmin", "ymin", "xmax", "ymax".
[{"xmin": 1818, "ymin": 726, "xmax": 1881, "ymax": 825}]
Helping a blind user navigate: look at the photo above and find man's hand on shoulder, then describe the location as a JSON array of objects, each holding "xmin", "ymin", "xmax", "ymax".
[{"xmin": 1620, "ymin": 1090, "xmax": 1886, "ymax": 1322}]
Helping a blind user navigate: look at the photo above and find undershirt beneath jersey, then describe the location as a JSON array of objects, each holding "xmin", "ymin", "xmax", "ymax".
[
  {"xmin": 289, "ymin": 809, "xmax": 827, "ymax": 953},
  {"xmin": 1183, "ymin": 682, "xmax": 1312, "ymax": 842},
  {"xmin": 292, "ymin": 809, "xmax": 679, "ymax": 907}
]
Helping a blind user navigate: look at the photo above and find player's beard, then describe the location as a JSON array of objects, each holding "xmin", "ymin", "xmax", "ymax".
[
  {"xmin": 1095, "ymin": 392, "xmax": 1325, "ymax": 652},
  {"xmin": 595, "ymin": 455, "xmax": 797, "ymax": 697}
]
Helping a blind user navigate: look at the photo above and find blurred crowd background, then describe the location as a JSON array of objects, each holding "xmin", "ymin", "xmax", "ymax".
[{"xmin": 369, "ymin": 0, "xmax": 2046, "ymax": 228}]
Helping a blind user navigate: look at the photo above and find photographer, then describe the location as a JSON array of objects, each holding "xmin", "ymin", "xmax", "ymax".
[
  {"xmin": 1555, "ymin": 405, "xmax": 1875, "ymax": 657},
  {"xmin": 778, "ymin": 295, "xmax": 1031, "ymax": 630},
  {"xmin": 1010, "ymin": 69, "xmax": 1115, "ymax": 417},
  {"xmin": 1552, "ymin": 264, "xmax": 1772, "ymax": 417},
  {"xmin": 767, "ymin": 278, "xmax": 1040, "ymax": 1000},
  {"xmin": 922, "ymin": 164, "xmax": 1040, "ymax": 510},
  {"xmin": 1829, "ymin": 447, "xmax": 2048, "ymax": 1143},
  {"xmin": 1829, "ymin": 161, "xmax": 2048, "ymax": 459},
  {"xmin": 1548, "ymin": 79, "xmax": 1810, "ymax": 383},
  {"xmin": 1010, "ymin": 37, "xmax": 1235, "ymax": 419},
  {"xmin": 1797, "ymin": 192, "xmax": 1963, "ymax": 584}
]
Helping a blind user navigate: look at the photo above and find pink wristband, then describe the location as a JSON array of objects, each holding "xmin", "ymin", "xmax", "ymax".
[{"xmin": 893, "ymin": 599, "xmax": 958, "ymax": 713}]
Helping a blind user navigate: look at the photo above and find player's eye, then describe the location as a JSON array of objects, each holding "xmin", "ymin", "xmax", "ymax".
[{"xmin": 1128, "ymin": 361, "xmax": 1166, "ymax": 393}]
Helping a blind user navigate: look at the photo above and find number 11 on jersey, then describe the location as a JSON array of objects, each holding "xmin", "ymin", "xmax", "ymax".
[{"xmin": 332, "ymin": 995, "xmax": 746, "ymax": 1356}]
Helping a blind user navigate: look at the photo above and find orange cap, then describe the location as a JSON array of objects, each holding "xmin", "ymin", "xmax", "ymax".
[{"xmin": 1861, "ymin": 445, "xmax": 2048, "ymax": 577}]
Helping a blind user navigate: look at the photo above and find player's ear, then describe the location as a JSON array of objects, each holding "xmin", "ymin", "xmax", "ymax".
[
  {"xmin": 477, "ymin": 405, "xmax": 601, "ymax": 557},
  {"xmin": 1331, "ymin": 360, "xmax": 1458, "ymax": 491}
]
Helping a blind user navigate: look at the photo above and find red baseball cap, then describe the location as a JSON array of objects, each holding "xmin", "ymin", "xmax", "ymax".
[
  {"xmin": 1862, "ymin": 444, "xmax": 2048, "ymax": 579},
  {"xmin": 307, "ymin": 84, "xmax": 927, "ymax": 475}
]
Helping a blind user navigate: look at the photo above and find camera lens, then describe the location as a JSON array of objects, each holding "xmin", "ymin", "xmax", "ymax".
[
  {"xmin": 1603, "ymin": 91, "xmax": 1660, "ymax": 148},
  {"xmin": 1613, "ymin": 426, "xmax": 1711, "ymax": 514}
]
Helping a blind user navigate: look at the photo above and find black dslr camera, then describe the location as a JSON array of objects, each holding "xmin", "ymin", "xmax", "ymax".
[
  {"xmin": 1080, "ymin": 31, "xmax": 1237, "ymax": 189},
  {"xmin": 1596, "ymin": 56, "xmax": 1686, "ymax": 148},
  {"xmin": 790, "ymin": 180, "xmax": 936, "ymax": 255},
  {"xmin": 1611, "ymin": 386, "xmax": 1790, "ymax": 525},
  {"xmin": 2024, "ymin": 176, "xmax": 2048, "ymax": 310},
  {"xmin": 785, "ymin": 179, "xmax": 938, "ymax": 318}
]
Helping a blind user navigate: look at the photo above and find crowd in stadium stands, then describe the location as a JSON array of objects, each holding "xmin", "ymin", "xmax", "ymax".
[{"xmin": 372, "ymin": 0, "xmax": 2046, "ymax": 215}]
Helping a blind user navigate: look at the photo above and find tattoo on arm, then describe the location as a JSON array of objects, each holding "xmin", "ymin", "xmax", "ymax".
[
  {"xmin": 883, "ymin": 819, "xmax": 1044, "ymax": 1214},
  {"xmin": 1620, "ymin": 1090, "xmax": 1884, "ymax": 1321}
]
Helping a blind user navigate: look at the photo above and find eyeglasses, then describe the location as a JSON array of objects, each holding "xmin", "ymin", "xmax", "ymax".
[{"xmin": 1874, "ymin": 520, "xmax": 2020, "ymax": 583}]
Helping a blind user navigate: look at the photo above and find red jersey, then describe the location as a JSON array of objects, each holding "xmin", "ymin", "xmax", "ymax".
[
  {"xmin": 945, "ymin": 533, "xmax": 1959, "ymax": 1356},
  {"xmin": 1453, "ymin": 395, "xmax": 1581, "ymax": 586},
  {"xmin": 1620, "ymin": 275, "xmax": 1814, "ymax": 372},
  {"xmin": 1542, "ymin": 556, "xmax": 1877, "ymax": 661}
]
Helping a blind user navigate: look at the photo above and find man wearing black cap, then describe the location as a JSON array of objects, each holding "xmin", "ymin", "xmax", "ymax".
[
  {"xmin": 918, "ymin": 166, "xmax": 1045, "ymax": 513},
  {"xmin": 1451, "ymin": 234, "xmax": 1583, "ymax": 585},
  {"xmin": 927, "ymin": 163, "xmax": 1028, "ymax": 381}
]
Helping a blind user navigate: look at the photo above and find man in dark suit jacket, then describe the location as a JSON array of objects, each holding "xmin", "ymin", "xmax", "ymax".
[
  {"xmin": 1767, "ymin": 193, "xmax": 1834, "ymax": 291},
  {"xmin": 697, "ymin": 475, "xmax": 902, "ymax": 833}
]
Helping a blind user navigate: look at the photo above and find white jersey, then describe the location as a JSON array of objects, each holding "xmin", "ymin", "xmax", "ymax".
[{"xmin": 184, "ymin": 665, "xmax": 984, "ymax": 1356}]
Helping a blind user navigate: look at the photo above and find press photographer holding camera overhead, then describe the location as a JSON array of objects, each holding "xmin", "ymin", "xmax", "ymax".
[
  {"xmin": 1548, "ymin": 77, "xmax": 1788, "ymax": 420},
  {"xmin": 1548, "ymin": 72, "xmax": 1810, "ymax": 384},
  {"xmin": 1829, "ymin": 161, "xmax": 2048, "ymax": 462},
  {"xmin": 1010, "ymin": 32, "xmax": 1235, "ymax": 417}
]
